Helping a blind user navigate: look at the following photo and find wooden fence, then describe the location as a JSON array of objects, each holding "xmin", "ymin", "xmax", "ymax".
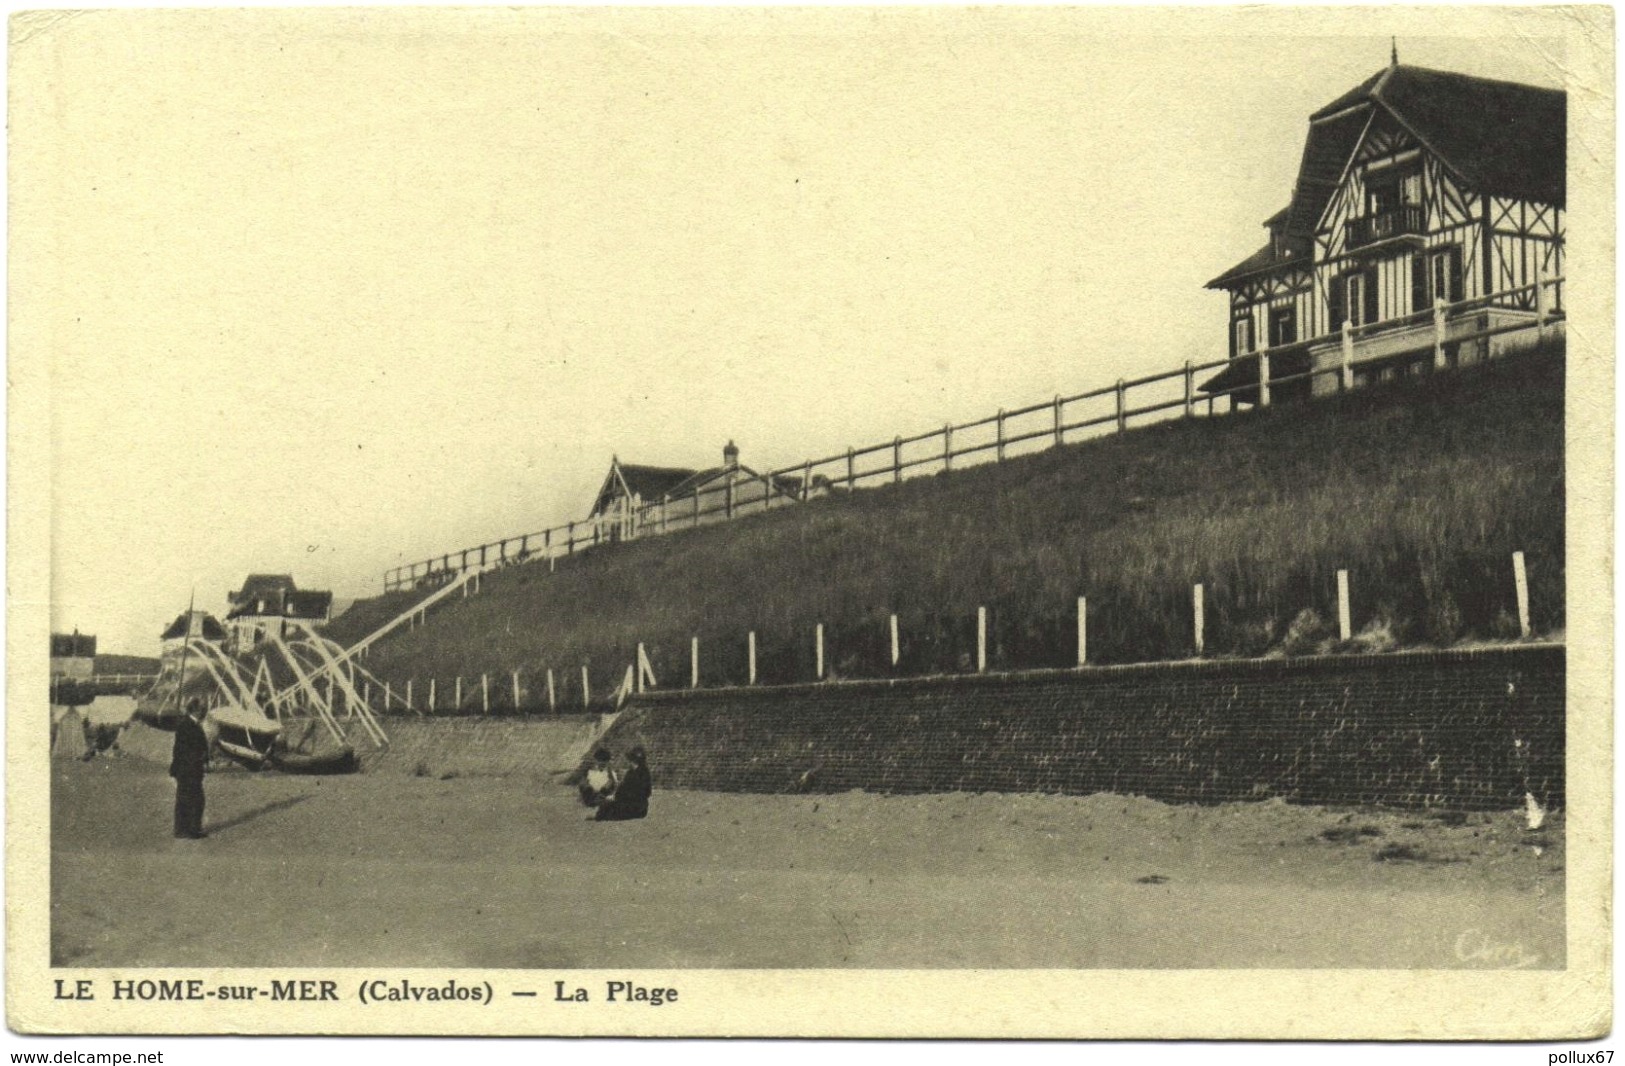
[{"xmin": 384, "ymin": 275, "xmax": 1564, "ymax": 592}]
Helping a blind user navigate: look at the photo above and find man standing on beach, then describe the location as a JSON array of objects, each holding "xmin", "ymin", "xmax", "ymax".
[{"xmin": 170, "ymin": 698, "xmax": 210, "ymax": 839}]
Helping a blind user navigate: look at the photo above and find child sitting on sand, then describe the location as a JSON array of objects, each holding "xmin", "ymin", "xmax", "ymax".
[
  {"xmin": 595, "ymin": 746, "xmax": 651, "ymax": 822},
  {"xmin": 578, "ymin": 748, "xmax": 618, "ymax": 808}
]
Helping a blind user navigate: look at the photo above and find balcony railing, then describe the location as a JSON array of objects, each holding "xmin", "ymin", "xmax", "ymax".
[{"xmin": 1346, "ymin": 205, "xmax": 1426, "ymax": 250}]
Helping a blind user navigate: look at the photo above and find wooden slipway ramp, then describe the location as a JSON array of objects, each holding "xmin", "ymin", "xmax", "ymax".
[{"xmin": 358, "ymin": 715, "xmax": 604, "ymax": 778}]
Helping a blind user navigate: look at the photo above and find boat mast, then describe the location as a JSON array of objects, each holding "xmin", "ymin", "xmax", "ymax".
[{"xmin": 171, "ymin": 589, "xmax": 196, "ymax": 716}]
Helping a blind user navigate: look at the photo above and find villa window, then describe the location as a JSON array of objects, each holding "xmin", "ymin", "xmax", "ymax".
[
  {"xmin": 1410, "ymin": 246, "xmax": 1465, "ymax": 312},
  {"xmin": 1231, "ymin": 315, "xmax": 1255, "ymax": 358},
  {"xmin": 1328, "ymin": 266, "xmax": 1380, "ymax": 330}
]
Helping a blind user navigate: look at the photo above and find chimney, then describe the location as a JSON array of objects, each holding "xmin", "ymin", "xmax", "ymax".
[{"xmin": 723, "ymin": 440, "xmax": 740, "ymax": 470}]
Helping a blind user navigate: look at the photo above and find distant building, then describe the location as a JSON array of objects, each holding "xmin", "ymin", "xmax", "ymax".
[
  {"xmin": 225, "ymin": 574, "xmax": 333, "ymax": 647},
  {"xmin": 50, "ymin": 632, "xmax": 96, "ymax": 681},
  {"xmin": 588, "ymin": 442, "xmax": 812, "ymax": 541},
  {"xmin": 160, "ymin": 609, "xmax": 227, "ymax": 650},
  {"xmin": 1204, "ymin": 63, "xmax": 1564, "ymax": 404},
  {"xmin": 49, "ymin": 631, "xmax": 97, "ymax": 709}
]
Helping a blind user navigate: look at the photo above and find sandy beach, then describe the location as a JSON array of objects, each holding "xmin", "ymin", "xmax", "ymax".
[{"xmin": 51, "ymin": 755, "xmax": 1563, "ymax": 969}]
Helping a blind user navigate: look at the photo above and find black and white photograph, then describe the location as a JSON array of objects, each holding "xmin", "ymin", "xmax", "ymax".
[{"xmin": 8, "ymin": 4, "xmax": 1613, "ymax": 1042}]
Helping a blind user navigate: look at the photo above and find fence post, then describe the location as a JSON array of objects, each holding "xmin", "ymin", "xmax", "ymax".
[
  {"xmin": 454, "ymin": 676, "xmax": 462, "ymax": 710},
  {"xmin": 581, "ymin": 665, "xmax": 590, "ymax": 709},
  {"xmin": 1341, "ymin": 320, "xmax": 1355, "ymax": 390},
  {"xmin": 1535, "ymin": 263, "xmax": 1549, "ymax": 337},
  {"xmin": 1433, "ymin": 297, "xmax": 1449, "ymax": 370},
  {"xmin": 802, "ymin": 460, "xmax": 812, "ymax": 501},
  {"xmin": 976, "ymin": 606, "xmax": 988, "ymax": 673},
  {"xmin": 428, "ymin": 678, "xmax": 436, "ymax": 713},
  {"xmin": 816, "ymin": 623, "xmax": 825, "ymax": 681},
  {"xmin": 889, "ymin": 613, "xmax": 900, "ymax": 668},
  {"xmin": 996, "ymin": 410, "xmax": 1006, "ymax": 461},
  {"xmin": 845, "ymin": 447, "xmax": 856, "ymax": 489},
  {"xmin": 1053, "ymin": 395, "xmax": 1064, "ymax": 445},
  {"xmin": 661, "ymin": 494, "xmax": 670, "ymax": 532},
  {"xmin": 636, "ymin": 643, "xmax": 646, "ymax": 694},
  {"xmin": 1257, "ymin": 347, "xmax": 1271, "ymax": 408},
  {"xmin": 690, "ymin": 637, "xmax": 700, "ymax": 689},
  {"xmin": 568, "ymin": 521, "xmax": 576, "ymax": 554},
  {"xmin": 1183, "ymin": 362, "xmax": 1195, "ymax": 417},
  {"xmin": 1115, "ymin": 379, "xmax": 1127, "ymax": 432},
  {"xmin": 1193, "ymin": 584, "xmax": 1205, "ymax": 656},
  {"xmin": 943, "ymin": 423, "xmax": 953, "ymax": 472},
  {"xmin": 362, "ymin": 681, "xmax": 370, "ymax": 709},
  {"xmin": 1513, "ymin": 551, "xmax": 1531, "ymax": 638},
  {"xmin": 383, "ymin": 681, "xmax": 391, "ymax": 711},
  {"xmin": 762, "ymin": 473, "xmax": 772, "ymax": 510},
  {"xmin": 546, "ymin": 668, "xmax": 556, "ymax": 712},
  {"xmin": 1337, "ymin": 570, "xmax": 1352, "ymax": 642},
  {"xmin": 725, "ymin": 476, "xmax": 735, "ymax": 519},
  {"xmin": 405, "ymin": 678, "xmax": 413, "ymax": 711},
  {"xmin": 512, "ymin": 670, "xmax": 521, "ymax": 711},
  {"xmin": 893, "ymin": 437, "xmax": 903, "ymax": 484},
  {"xmin": 1076, "ymin": 596, "xmax": 1087, "ymax": 666},
  {"xmin": 748, "ymin": 631, "xmax": 757, "ymax": 686},
  {"xmin": 481, "ymin": 673, "xmax": 490, "ymax": 714}
]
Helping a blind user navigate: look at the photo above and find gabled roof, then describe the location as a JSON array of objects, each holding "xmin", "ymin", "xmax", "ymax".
[
  {"xmin": 591, "ymin": 461, "xmax": 701, "ymax": 516},
  {"xmin": 1282, "ymin": 64, "xmax": 1564, "ymax": 238},
  {"xmin": 160, "ymin": 611, "xmax": 227, "ymax": 641},
  {"xmin": 618, "ymin": 464, "xmax": 699, "ymax": 502},
  {"xmin": 229, "ymin": 574, "xmax": 297, "ymax": 606}
]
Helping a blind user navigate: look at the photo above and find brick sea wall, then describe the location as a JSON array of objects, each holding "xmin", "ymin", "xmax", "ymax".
[
  {"xmin": 360, "ymin": 715, "xmax": 604, "ymax": 777},
  {"xmin": 599, "ymin": 645, "xmax": 1564, "ymax": 810}
]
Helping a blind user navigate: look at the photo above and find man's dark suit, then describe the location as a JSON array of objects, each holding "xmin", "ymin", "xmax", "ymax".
[{"xmin": 169, "ymin": 714, "xmax": 209, "ymax": 838}]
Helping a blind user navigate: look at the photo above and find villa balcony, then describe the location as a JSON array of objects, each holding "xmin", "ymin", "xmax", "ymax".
[{"xmin": 1345, "ymin": 205, "xmax": 1426, "ymax": 251}]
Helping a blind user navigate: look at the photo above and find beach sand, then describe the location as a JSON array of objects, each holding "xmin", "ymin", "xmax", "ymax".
[{"xmin": 51, "ymin": 755, "xmax": 1563, "ymax": 969}]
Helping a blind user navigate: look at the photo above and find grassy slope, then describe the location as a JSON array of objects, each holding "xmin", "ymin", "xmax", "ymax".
[{"xmin": 355, "ymin": 343, "xmax": 1563, "ymax": 695}]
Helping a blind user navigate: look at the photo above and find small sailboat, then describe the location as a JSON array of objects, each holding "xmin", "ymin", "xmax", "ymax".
[{"xmin": 207, "ymin": 703, "xmax": 282, "ymax": 770}]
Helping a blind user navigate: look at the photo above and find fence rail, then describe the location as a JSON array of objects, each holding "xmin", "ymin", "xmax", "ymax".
[{"xmin": 384, "ymin": 274, "xmax": 1564, "ymax": 591}]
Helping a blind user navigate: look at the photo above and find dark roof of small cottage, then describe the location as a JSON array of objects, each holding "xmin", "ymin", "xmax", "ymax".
[
  {"xmin": 50, "ymin": 632, "xmax": 97, "ymax": 659},
  {"xmin": 284, "ymin": 590, "xmax": 333, "ymax": 619},
  {"xmin": 619, "ymin": 464, "xmax": 700, "ymax": 502},
  {"xmin": 160, "ymin": 611, "xmax": 227, "ymax": 641},
  {"xmin": 1280, "ymin": 65, "xmax": 1565, "ymax": 239},
  {"xmin": 229, "ymin": 574, "xmax": 297, "ymax": 605},
  {"xmin": 591, "ymin": 462, "xmax": 701, "ymax": 516}
]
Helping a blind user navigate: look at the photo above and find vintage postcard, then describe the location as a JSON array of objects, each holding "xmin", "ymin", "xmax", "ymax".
[{"xmin": 8, "ymin": 4, "xmax": 1614, "ymax": 1042}]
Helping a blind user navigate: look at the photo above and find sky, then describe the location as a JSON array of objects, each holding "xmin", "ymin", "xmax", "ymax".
[{"xmin": 20, "ymin": 8, "xmax": 1574, "ymax": 656}]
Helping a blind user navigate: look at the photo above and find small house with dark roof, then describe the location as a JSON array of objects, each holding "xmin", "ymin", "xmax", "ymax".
[
  {"xmin": 225, "ymin": 574, "xmax": 333, "ymax": 647},
  {"xmin": 50, "ymin": 632, "xmax": 97, "ymax": 678},
  {"xmin": 1204, "ymin": 62, "xmax": 1564, "ymax": 404},
  {"xmin": 588, "ymin": 442, "xmax": 811, "ymax": 541}
]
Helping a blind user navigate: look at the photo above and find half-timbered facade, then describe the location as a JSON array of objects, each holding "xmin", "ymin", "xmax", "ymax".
[{"xmin": 1205, "ymin": 63, "xmax": 1564, "ymax": 402}]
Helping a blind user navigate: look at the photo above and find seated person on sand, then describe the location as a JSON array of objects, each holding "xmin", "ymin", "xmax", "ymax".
[
  {"xmin": 578, "ymin": 748, "xmax": 618, "ymax": 808},
  {"xmin": 595, "ymin": 746, "xmax": 651, "ymax": 822}
]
